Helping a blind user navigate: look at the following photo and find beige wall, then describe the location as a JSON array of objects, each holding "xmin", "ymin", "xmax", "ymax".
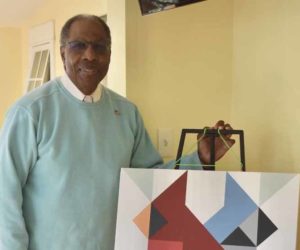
[
  {"xmin": 126, "ymin": 0, "xmax": 234, "ymax": 162},
  {"xmin": 0, "ymin": 28, "xmax": 22, "ymax": 124},
  {"xmin": 232, "ymin": 0, "xmax": 300, "ymax": 173},
  {"xmin": 127, "ymin": 0, "xmax": 300, "ymax": 174}
]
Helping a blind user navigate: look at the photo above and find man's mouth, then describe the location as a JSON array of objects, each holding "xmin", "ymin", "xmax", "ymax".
[{"xmin": 80, "ymin": 67, "xmax": 98, "ymax": 75}]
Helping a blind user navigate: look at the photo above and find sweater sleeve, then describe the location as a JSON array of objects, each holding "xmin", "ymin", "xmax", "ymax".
[
  {"xmin": 129, "ymin": 107, "xmax": 164, "ymax": 168},
  {"xmin": 0, "ymin": 106, "xmax": 38, "ymax": 250},
  {"xmin": 129, "ymin": 107, "xmax": 202, "ymax": 170}
]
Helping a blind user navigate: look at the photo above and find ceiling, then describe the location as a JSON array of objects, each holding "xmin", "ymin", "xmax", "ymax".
[{"xmin": 0, "ymin": 0, "xmax": 45, "ymax": 27}]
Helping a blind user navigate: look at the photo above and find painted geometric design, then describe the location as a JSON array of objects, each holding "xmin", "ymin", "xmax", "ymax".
[
  {"xmin": 148, "ymin": 239, "xmax": 183, "ymax": 250},
  {"xmin": 147, "ymin": 171, "xmax": 223, "ymax": 250},
  {"xmin": 133, "ymin": 204, "xmax": 169, "ymax": 237},
  {"xmin": 239, "ymin": 208, "xmax": 259, "ymax": 244},
  {"xmin": 186, "ymin": 171, "xmax": 226, "ymax": 223},
  {"xmin": 125, "ymin": 169, "xmax": 155, "ymax": 200},
  {"xmin": 149, "ymin": 205, "xmax": 168, "ymax": 237},
  {"xmin": 256, "ymin": 208, "xmax": 277, "ymax": 245},
  {"xmin": 222, "ymin": 208, "xmax": 278, "ymax": 247},
  {"xmin": 222, "ymin": 227, "xmax": 255, "ymax": 246},
  {"xmin": 204, "ymin": 173, "xmax": 258, "ymax": 243},
  {"xmin": 133, "ymin": 204, "xmax": 151, "ymax": 237},
  {"xmin": 114, "ymin": 169, "xmax": 300, "ymax": 250},
  {"xmin": 259, "ymin": 173, "xmax": 296, "ymax": 205},
  {"xmin": 223, "ymin": 246, "xmax": 256, "ymax": 250}
]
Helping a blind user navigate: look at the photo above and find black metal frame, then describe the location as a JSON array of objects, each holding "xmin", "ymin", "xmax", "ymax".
[{"xmin": 175, "ymin": 129, "xmax": 246, "ymax": 171}]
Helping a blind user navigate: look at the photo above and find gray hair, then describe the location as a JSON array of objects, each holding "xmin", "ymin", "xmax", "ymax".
[{"xmin": 60, "ymin": 14, "xmax": 111, "ymax": 47}]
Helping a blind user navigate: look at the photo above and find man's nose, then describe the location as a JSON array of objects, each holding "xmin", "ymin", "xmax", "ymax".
[{"xmin": 82, "ymin": 45, "xmax": 97, "ymax": 60}]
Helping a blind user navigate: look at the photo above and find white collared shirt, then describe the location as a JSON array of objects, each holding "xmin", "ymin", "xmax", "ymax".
[{"xmin": 60, "ymin": 74, "xmax": 102, "ymax": 102}]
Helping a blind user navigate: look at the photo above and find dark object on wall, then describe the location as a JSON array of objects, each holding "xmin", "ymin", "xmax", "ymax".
[
  {"xmin": 175, "ymin": 128, "xmax": 246, "ymax": 171},
  {"xmin": 139, "ymin": 0, "xmax": 206, "ymax": 15}
]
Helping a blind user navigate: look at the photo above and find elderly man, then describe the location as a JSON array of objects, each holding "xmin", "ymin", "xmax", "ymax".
[{"xmin": 0, "ymin": 14, "xmax": 234, "ymax": 250}]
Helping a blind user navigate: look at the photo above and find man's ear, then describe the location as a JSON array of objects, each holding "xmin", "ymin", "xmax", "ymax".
[{"xmin": 60, "ymin": 46, "xmax": 66, "ymax": 70}]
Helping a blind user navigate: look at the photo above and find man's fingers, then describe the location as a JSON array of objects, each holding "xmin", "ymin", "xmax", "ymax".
[
  {"xmin": 223, "ymin": 123, "xmax": 233, "ymax": 138},
  {"xmin": 197, "ymin": 126, "xmax": 210, "ymax": 139},
  {"xmin": 225, "ymin": 138, "xmax": 235, "ymax": 147},
  {"xmin": 199, "ymin": 121, "xmax": 234, "ymax": 139},
  {"xmin": 213, "ymin": 120, "xmax": 225, "ymax": 129},
  {"xmin": 224, "ymin": 123, "xmax": 232, "ymax": 130}
]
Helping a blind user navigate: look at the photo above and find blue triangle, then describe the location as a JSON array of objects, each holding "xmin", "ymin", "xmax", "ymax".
[{"xmin": 205, "ymin": 173, "xmax": 258, "ymax": 243}]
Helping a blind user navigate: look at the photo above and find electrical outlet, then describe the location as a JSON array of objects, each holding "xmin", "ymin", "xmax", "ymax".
[{"xmin": 158, "ymin": 128, "xmax": 173, "ymax": 157}]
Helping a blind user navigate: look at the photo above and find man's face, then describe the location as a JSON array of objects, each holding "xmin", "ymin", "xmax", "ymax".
[{"xmin": 60, "ymin": 19, "xmax": 111, "ymax": 95}]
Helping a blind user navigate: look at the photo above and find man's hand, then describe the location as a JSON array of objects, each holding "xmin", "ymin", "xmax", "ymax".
[{"xmin": 198, "ymin": 120, "xmax": 235, "ymax": 165}]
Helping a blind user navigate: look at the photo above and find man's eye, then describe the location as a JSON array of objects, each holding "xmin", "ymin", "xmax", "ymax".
[
  {"xmin": 66, "ymin": 41, "xmax": 109, "ymax": 54},
  {"xmin": 94, "ymin": 44, "xmax": 108, "ymax": 53},
  {"xmin": 69, "ymin": 41, "xmax": 87, "ymax": 50}
]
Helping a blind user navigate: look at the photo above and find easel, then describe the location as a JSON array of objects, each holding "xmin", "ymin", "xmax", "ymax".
[{"xmin": 175, "ymin": 129, "xmax": 246, "ymax": 171}]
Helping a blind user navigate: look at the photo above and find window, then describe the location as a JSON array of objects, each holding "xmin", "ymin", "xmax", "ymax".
[
  {"xmin": 27, "ymin": 21, "xmax": 54, "ymax": 92},
  {"xmin": 27, "ymin": 45, "xmax": 50, "ymax": 92}
]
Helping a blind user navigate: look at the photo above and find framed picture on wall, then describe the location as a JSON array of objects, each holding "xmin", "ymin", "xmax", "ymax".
[{"xmin": 138, "ymin": 0, "xmax": 206, "ymax": 15}]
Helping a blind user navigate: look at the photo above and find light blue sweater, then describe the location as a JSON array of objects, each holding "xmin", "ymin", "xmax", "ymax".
[{"xmin": 0, "ymin": 79, "xmax": 201, "ymax": 250}]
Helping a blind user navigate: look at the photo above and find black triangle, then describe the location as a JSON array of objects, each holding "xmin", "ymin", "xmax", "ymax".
[
  {"xmin": 222, "ymin": 227, "xmax": 255, "ymax": 246},
  {"xmin": 257, "ymin": 208, "xmax": 278, "ymax": 245},
  {"xmin": 149, "ymin": 205, "xmax": 168, "ymax": 237}
]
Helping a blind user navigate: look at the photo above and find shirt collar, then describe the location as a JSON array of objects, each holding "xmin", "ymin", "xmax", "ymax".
[{"xmin": 60, "ymin": 74, "xmax": 102, "ymax": 102}]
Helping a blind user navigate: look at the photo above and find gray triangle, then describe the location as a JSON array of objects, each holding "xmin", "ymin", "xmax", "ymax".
[
  {"xmin": 240, "ymin": 208, "xmax": 259, "ymax": 245},
  {"xmin": 260, "ymin": 173, "xmax": 297, "ymax": 205},
  {"xmin": 123, "ymin": 168, "xmax": 154, "ymax": 199}
]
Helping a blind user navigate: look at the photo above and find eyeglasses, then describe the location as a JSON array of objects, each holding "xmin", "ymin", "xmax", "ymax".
[{"xmin": 64, "ymin": 40, "xmax": 111, "ymax": 54}]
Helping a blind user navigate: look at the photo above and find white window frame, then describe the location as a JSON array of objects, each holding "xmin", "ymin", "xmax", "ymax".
[
  {"xmin": 27, "ymin": 43, "xmax": 51, "ymax": 92},
  {"xmin": 26, "ymin": 20, "xmax": 55, "ymax": 92}
]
